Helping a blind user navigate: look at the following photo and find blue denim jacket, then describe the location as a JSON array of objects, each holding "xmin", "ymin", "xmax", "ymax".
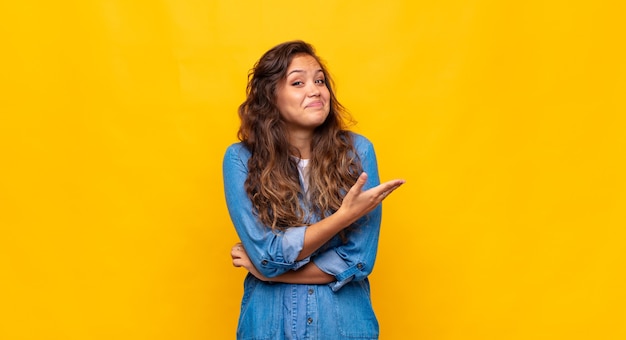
[{"xmin": 223, "ymin": 133, "xmax": 382, "ymax": 340}]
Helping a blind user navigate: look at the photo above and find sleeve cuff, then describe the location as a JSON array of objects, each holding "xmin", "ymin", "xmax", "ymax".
[
  {"xmin": 313, "ymin": 249, "xmax": 366, "ymax": 292},
  {"xmin": 280, "ymin": 226, "xmax": 310, "ymax": 270},
  {"xmin": 256, "ymin": 226, "xmax": 311, "ymax": 276}
]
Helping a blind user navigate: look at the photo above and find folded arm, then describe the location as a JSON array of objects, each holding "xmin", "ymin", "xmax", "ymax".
[
  {"xmin": 223, "ymin": 139, "xmax": 403, "ymax": 281},
  {"xmin": 231, "ymin": 243, "xmax": 334, "ymax": 284}
]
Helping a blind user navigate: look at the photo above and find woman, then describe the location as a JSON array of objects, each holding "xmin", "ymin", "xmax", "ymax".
[{"xmin": 223, "ymin": 40, "xmax": 404, "ymax": 340}]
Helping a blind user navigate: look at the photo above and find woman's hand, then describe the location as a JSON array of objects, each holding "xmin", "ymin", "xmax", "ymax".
[
  {"xmin": 336, "ymin": 172, "xmax": 405, "ymax": 226},
  {"xmin": 231, "ymin": 243, "xmax": 269, "ymax": 281}
]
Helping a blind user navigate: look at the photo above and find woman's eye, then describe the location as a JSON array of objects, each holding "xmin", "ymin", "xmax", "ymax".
[
  {"xmin": 315, "ymin": 79, "xmax": 326, "ymax": 84},
  {"xmin": 291, "ymin": 81, "xmax": 304, "ymax": 86}
]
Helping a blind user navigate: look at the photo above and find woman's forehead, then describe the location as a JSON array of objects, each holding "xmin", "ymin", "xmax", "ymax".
[{"xmin": 287, "ymin": 54, "xmax": 321, "ymax": 71}]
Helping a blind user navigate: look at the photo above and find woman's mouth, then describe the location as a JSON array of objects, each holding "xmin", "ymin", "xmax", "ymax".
[{"xmin": 306, "ymin": 101, "xmax": 323, "ymax": 108}]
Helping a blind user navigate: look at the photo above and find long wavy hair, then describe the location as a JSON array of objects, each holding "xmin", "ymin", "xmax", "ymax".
[{"xmin": 238, "ymin": 40, "xmax": 362, "ymax": 232}]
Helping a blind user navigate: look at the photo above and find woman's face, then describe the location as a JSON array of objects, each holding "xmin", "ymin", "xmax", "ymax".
[{"xmin": 275, "ymin": 54, "xmax": 331, "ymax": 135}]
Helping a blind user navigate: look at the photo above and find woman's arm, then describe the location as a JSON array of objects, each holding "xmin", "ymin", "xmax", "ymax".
[
  {"xmin": 223, "ymin": 143, "xmax": 403, "ymax": 279},
  {"xmin": 231, "ymin": 243, "xmax": 334, "ymax": 284},
  {"xmin": 224, "ymin": 144, "xmax": 310, "ymax": 278},
  {"xmin": 228, "ymin": 136, "xmax": 403, "ymax": 286},
  {"xmin": 310, "ymin": 135, "xmax": 390, "ymax": 291},
  {"xmin": 295, "ymin": 171, "xmax": 402, "ymax": 261}
]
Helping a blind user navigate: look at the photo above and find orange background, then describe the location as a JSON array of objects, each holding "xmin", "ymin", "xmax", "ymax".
[{"xmin": 1, "ymin": 1, "xmax": 625, "ymax": 339}]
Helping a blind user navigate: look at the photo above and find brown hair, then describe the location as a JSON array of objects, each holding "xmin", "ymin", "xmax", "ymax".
[{"xmin": 238, "ymin": 40, "xmax": 361, "ymax": 231}]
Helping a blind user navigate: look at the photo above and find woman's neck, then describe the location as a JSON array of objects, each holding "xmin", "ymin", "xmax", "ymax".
[{"xmin": 288, "ymin": 131, "xmax": 313, "ymax": 159}]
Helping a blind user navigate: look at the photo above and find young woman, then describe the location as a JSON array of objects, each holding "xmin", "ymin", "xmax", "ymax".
[{"xmin": 223, "ymin": 40, "xmax": 404, "ymax": 340}]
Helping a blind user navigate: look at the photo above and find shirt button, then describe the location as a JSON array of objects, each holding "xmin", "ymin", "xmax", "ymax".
[
  {"xmin": 308, "ymin": 288, "xmax": 314, "ymax": 295},
  {"xmin": 357, "ymin": 263, "xmax": 363, "ymax": 270},
  {"xmin": 307, "ymin": 317, "xmax": 313, "ymax": 324},
  {"xmin": 261, "ymin": 260, "xmax": 268, "ymax": 266}
]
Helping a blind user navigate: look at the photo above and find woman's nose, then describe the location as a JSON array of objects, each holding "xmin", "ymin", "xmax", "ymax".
[{"xmin": 307, "ymin": 83, "xmax": 320, "ymax": 96}]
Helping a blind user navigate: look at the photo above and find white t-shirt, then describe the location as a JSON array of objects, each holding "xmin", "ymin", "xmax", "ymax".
[{"xmin": 296, "ymin": 158, "xmax": 310, "ymax": 193}]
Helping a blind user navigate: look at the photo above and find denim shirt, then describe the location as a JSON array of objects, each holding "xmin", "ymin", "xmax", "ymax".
[{"xmin": 223, "ymin": 133, "xmax": 382, "ymax": 340}]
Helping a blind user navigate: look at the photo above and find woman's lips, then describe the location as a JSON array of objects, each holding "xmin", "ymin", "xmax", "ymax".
[{"xmin": 306, "ymin": 101, "xmax": 323, "ymax": 108}]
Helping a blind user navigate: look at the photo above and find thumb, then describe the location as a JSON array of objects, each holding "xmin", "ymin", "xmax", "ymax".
[{"xmin": 352, "ymin": 172, "xmax": 368, "ymax": 192}]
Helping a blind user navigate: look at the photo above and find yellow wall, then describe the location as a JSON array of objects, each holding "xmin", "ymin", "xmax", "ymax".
[{"xmin": 1, "ymin": 1, "xmax": 624, "ymax": 339}]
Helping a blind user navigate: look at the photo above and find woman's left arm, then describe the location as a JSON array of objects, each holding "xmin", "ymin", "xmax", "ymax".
[{"xmin": 310, "ymin": 135, "xmax": 384, "ymax": 291}]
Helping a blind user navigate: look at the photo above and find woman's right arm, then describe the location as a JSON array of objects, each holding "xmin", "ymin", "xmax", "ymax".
[
  {"xmin": 231, "ymin": 242, "xmax": 335, "ymax": 284},
  {"xmin": 223, "ymin": 144, "xmax": 311, "ymax": 278}
]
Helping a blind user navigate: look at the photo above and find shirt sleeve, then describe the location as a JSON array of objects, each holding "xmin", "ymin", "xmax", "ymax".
[
  {"xmin": 223, "ymin": 144, "xmax": 311, "ymax": 278},
  {"xmin": 312, "ymin": 135, "xmax": 383, "ymax": 291}
]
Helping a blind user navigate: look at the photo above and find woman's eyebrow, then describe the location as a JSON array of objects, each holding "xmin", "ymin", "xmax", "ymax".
[
  {"xmin": 287, "ymin": 69, "xmax": 304, "ymax": 76},
  {"xmin": 287, "ymin": 69, "xmax": 323, "ymax": 76}
]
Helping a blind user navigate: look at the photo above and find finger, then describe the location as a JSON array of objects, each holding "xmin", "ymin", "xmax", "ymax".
[
  {"xmin": 380, "ymin": 179, "xmax": 405, "ymax": 193},
  {"xmin": 380, "ymin": 181, "xmax": 405, "ymax": 199},
  {"xmin": 231, "ymin": 245, "xmax": 245, "ymax": 256},
  {"xmin": 384, "ymin": 181, "xmax": 405, "ymax": 194},
  {"xmin": 379, "ymin": 187, "xmax": 396, "ymax": 200},
  {"xmin": 369, "ymin": 179, "xmax": 404, "ymax": 196},
  {"xmin": 368, "ymin": 180, "xmax": 405, "ymax": 201},
  {"xmin": 351, "ymin": 172, "xmax": 368, "ymax": 193}
]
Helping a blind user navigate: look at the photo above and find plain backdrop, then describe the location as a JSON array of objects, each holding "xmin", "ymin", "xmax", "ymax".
[{"xmin": 1, "ymin": 1, "xmax": 625, "ymax": 339}]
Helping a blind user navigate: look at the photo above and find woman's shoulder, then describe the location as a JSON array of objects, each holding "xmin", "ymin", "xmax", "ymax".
[
  {"xmin": 224, "ymin": 142, "xmax": 251, "ymax": 162},
  {"xmin": 347, "ymin": 132, "xmax": 374, "ymax": 152}
]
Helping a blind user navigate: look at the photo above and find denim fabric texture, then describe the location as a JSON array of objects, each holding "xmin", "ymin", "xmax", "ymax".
[{"xmin": 223, "ymin": 133, "xmax": 382, "ymax": 340}]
